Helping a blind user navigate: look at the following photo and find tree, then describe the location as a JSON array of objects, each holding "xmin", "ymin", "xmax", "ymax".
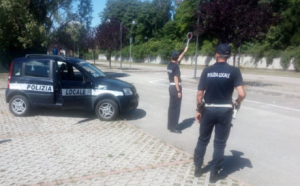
[
  {"xmin": 100, "ymin": 0, "xmax": 141, "ymax": 24},
  {"xmin": 174, "ymin": 0, "xmax": 200, "ymax": 37},
  {"xmin": 0, "ymin": 0, "xmax": 48, "ymax": 50},
  {"xmin": 100, "ymin": 0, "xmax": 173, "ymax": 44},
  {"xmin": 96, "ymin": 21, "xmax": 128, "ymax": 68},
  {"xmin": 86, "ymin": 28, "xmax": 97, "ymax": 63},
  {"xmin": 78, "ymin": 0, "xmax": 93, "ymax": 30},
  {"xmin": 264, "ymin": 0, "xmax": 300, "ymax": 50},
  {"xmin": 196, "ymin": 0, "xmax": 277, "ymax": 66}
]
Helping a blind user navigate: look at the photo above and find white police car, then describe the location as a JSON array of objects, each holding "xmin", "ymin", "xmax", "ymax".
[{"xmin": 5, "ymin": 54, "xmax": 139, "ymax": 121}]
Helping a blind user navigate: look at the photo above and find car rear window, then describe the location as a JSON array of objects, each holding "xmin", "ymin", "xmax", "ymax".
[{"xmin": 25, "ymin": 60, "xmax": 50, "ymax": 78}]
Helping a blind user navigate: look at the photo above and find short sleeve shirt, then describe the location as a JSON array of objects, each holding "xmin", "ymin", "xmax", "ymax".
[
  {"xmin": 167, "ymin": 62, "xmax": 181, "ymax": 83},
  {"xmin": 198, "ymin": 62, "xmax": 243, "ymax": 104}
]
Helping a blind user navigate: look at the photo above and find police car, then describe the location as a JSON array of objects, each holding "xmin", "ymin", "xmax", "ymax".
[{"xmin": 5, "ymin": 54, "xmax": 139, "ymax": 121}]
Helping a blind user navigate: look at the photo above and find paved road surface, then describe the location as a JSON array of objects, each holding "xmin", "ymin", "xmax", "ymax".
[{"xmin": 100, "ymin": 62, "xmax": 300, "ymax": 186}]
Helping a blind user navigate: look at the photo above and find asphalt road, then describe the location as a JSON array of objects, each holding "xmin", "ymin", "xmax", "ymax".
[{"xmin": 111, "ymin": 67, "xmax": 300, "ymax": 186}]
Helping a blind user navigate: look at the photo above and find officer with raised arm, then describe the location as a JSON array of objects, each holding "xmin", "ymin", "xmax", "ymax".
[
  {"xmin": 193, "ymin": 44, "xmax": 246, "ymax": 183},
  {"xmin": 167, "ymin": 46, "xmax": 188, "ymax": 133}
]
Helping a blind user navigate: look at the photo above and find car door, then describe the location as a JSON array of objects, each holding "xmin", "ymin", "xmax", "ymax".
[
  {"xmin": 57, "ymin": 61, "xmax": 92, "ymax": 109},
  {"xmin": 21, "ymin": 59, "xmax": 55, "ymax": 106}
]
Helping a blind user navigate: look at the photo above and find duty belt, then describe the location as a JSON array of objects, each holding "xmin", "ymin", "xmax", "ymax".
[
  {"xmin": 170, "ymin": 83, "xmax": 181, "ymax": 85},
  {"xmin": 205, "ymin": 104, "xmax": 232, "ymax": 108}
]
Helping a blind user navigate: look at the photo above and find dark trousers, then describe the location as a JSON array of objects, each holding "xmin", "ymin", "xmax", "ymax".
[
  {"xmin": 168, "ymin": 85, "xmax": 182, "ymax": 130},
  {"xmin": 194, "ymin": 107, "xmax": 232, "ymax": 173}
]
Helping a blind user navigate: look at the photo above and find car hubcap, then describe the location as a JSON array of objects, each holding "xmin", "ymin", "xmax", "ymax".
[
  {"xmin": 12, "ymin": 98, "xmax": 26, "ymax": 114},
  {"xmin": 99, "ymin": 103, "xmax": 114, "ymax": 119}
]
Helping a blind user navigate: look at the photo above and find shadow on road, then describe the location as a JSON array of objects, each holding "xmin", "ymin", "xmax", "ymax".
[
  {"xmin": 116, "ymin": 68, "xmax": 142, "ymax": 71},
  {"xmin": 32, "ymin": 108, "xmax": 96, "ymax": 119},
  {"xmin": 0, "ymin": 139, "xmax": 12, "ymax": 145},
  {"xmin": 203, "ymin": 150, "xmax": 253, "ymax": 181},
  {"xmin": 244, "ymin": 80, "xmax": 277, "ymax": 87},
  {"xmin": 118, "ymin": 109, "xmax": 146, "ymax": 121},
  {"xmin": 219, "ymin": 150, "xmax": 253, "ymax": 179},
  {"xmin": 176, "ymin": 118, "xmax": 195, "ymax": 131},
  {"xmin": 30, "ymin": 108, "xmax": 146, "ymax": 123}
]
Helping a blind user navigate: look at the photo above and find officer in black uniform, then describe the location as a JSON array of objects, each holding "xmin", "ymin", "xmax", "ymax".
[
  {"xmin": 167, "ymin": 46, "xmax": 188, "ymax": 133},
  {"xmin": 193, "ymin": 44, "xmax": 246, "ymax": 183}
]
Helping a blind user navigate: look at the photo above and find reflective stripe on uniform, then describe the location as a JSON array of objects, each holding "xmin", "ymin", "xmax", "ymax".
[
  {"xmin": 170, "ymin": 83, "xmax": 181, "ymax": 85},
  {"xmin": 205, "ymin": 104, "xmax": 232, "ymax": 108}
]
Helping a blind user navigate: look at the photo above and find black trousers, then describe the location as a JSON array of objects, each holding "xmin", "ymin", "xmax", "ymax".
[
  {"xmin": 167, "ymin": 85, "xmax": 182, "ymax": 130},
  {"xmin": 194, "ymin": 107, "xmax": 232, "ymax": 172}
]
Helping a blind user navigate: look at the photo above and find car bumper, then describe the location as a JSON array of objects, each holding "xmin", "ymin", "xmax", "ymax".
[
  {"xmin": 118, "ymin": 93, "xmax": 139, "ymax": 112},
  {"xmin": 5, "ymin": 89, "xmax": 11, "ymax": 103}
]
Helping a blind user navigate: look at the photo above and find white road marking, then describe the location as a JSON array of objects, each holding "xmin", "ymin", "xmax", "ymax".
[
  {"xmin": 244, "ymin": 100, "xmax": 300, "ymax": 112},
  {"xmin": 149, "ymin": 79, "xmax": 300, "ymax": 112}
]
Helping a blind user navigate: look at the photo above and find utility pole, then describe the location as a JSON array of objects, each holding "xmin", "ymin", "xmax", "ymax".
[{"xmin": 120, "ymin": 22, "xmax": 123, "ymax": 69}]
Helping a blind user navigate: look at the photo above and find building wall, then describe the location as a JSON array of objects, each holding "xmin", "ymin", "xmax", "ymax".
[{"xmin": 111, "ymin": 55, "xmax": 296, "ymax": 70}]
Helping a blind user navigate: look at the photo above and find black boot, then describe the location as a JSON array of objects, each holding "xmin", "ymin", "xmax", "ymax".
[
  {"xmin": 194, "ymin": 166, "xmax": 203, "ymax": 177},
  {"xmin": 209, "ymin": 171, "xmax": 219, "ymax": 183}
]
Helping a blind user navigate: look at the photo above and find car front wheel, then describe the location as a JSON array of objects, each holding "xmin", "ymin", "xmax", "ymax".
[
  {"xmin": 95, "ymin": 99, "xmax": 119, "ymax": 121},
  {"xmin": 9, "ymin": 95, "xmax": 30, "ymax": 116}
]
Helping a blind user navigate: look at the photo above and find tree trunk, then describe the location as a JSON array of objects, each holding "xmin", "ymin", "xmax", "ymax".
[
  {"xmin": 93, "ymin": 50, "xmax": 95, "ymax": 64},
  {"xmin": 233, "ymin": 51, "xmax": 236, "ymax": 67},
  {"xmin": 237, "ymin": 42, "xmax": 241, "ymax": 67},
  {"xmin": 109, "ymin": 51, "xmax": 112, "ymax": 69}
]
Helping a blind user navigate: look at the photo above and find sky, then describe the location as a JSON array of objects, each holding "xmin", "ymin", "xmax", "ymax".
[{"xmin": 91, "ymin": 0, "xmax": 107, "ymax": 27}]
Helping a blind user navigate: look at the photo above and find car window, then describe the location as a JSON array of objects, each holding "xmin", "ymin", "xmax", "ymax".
[
  {"xmin": 77, "ymin": 61, "xmax": 106, "ymax": 78},
  {"xmin": 25, "ymin": 60, "xmax": 50, "ymax": 78},
  {"xmin": 57, "ymin": 61, "xmax": 84, "ymax": 82},
  {"xmin": 12, "ymin": 62, "xmax": 22, "ymax": 76}
]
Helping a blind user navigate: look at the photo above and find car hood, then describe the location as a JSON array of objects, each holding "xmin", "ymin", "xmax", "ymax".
[{"xmin": 94, "ymin": 77, "xmax": 134, "ymax": 90}]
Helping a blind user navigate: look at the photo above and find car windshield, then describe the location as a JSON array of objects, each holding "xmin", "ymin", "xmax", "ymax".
[{"xmin": 78, "ymin": 62, "xmax": 106, "ymax": 78}]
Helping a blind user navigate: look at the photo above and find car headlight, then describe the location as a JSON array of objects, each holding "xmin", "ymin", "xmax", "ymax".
[{"xmin": 123, "ymin": 88, "xmax": 133, "ymax": 95}]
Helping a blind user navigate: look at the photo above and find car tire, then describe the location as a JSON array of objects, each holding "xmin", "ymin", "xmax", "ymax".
[
  {"xmin": 9, "ymin": 95, "xmax": 30, "ymax": 116},
  {"xmin": 95, "ymin": 99, "xmax": 119, "ymax": 121}
]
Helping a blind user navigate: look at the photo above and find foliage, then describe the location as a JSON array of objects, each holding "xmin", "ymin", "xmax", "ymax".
[
  {"xmin": 280, "ymin": 46, "xmax": 300, "ymax": 71},
  {"xmin": 0, "ymin": 0, "xmax": 47, "ymax": 49},
  {"xmin": 280, "ymin": 52, "xmax": 292, "ymax": 70},
  {"xmin": 293, "ymin": 52, "xmax": 300, "ymax": 72},
  {"xmin": 197, "ymin": 0, "xmax": 277, "ymax": 44},
  {"xmin": 174, "ymin": 0, "xmax": 200, "ymax": 37},
  {"xmin": 86, "ymin": 28, "xmax": 97, "ymax": 50},
  {"xmin": 198, "ymin": 39, "xmax": 216, "ymax": 56},
  {"xmin": 264, "ymin": 49, "xmax": 279, "ymax": 66},
  {"xmin": 1, "ymin": 0, "xmax": 300, "ymax": 72},
  {"xmin": 78, "ymin": 0, "xmax": 93, "ymax": 30},
  {"xmin": 101, "ymin": 0, "xmax": 173, "ymax": 44},
  {"xmin": 95, "ymin": 21, "xmax": 128, "ymax": 68},
  {"xmin": 265, "ymin": 0, "xmax": 300, "ymax": 49}
]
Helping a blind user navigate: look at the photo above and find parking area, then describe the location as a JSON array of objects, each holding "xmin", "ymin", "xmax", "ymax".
[{"xmin": 0, "ymin": 75, "xmax": 247, "ymax": 186}]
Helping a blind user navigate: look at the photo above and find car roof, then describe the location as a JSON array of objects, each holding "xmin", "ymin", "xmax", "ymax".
[{"xmin": 13, "ymin": 54, "xmax": 85, "ymax": 64}]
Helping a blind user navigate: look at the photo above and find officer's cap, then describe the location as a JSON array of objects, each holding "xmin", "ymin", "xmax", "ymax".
[
  {"xmin": 171, "ymin": 51, "xmax": 180, "ymax": 59},
  {"xmin": 215, "ymin": 44, "xmax": 231, "ymax": 55}
]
